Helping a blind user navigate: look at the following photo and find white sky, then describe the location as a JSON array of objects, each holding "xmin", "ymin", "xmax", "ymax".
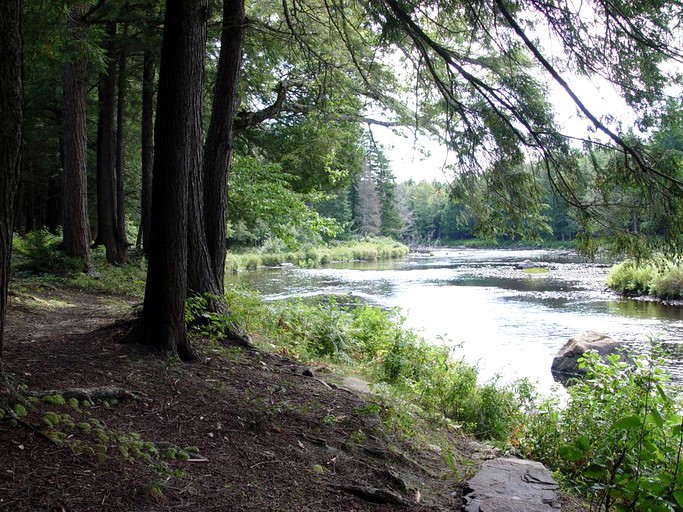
[{"xmin": 374, "ymin": 74, "xmax": 635, "ymax": 183}]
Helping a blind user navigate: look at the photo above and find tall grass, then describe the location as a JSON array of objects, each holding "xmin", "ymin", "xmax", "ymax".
[
  {"xmin": 607, "ymin": 259, "xmax": 683, "ymax": 299},
  {"xmin": 225, "ymin": 237, "xmax": 409, "ymax": 271}
]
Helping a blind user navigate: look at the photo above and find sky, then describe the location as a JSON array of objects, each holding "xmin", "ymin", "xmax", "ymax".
[{"xmin": 373, "ymin": 74, "xmax": 635, "ymax": 184}]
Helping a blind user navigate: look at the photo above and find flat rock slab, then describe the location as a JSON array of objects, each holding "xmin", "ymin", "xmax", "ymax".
[{"xmin": 464, "ymin": 458, "xmax": 560, "ymax": 512}]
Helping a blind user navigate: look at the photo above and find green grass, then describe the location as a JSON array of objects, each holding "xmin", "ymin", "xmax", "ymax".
[
  {"xmin": 606, "ymin": 258, "xmax": 683, "ymax": 299},
  {"xmin": 12, "ymin": 233, "xmax": 147, "ymax": 297},
  {"xmin": 226, "ymin": 237, "xmax": 409, "ymax": 272},
  {"xmin": 522, "ymin": 267, "xmax": 549, "ymax": 274}
]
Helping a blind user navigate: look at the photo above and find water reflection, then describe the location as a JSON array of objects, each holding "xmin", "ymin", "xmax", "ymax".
[{"xmin": 227, "ymin": 248, "xmax": 683, "ymax": 392}]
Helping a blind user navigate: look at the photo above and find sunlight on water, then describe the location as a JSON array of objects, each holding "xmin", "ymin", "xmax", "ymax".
[{"xmin": 228, "ymin": 248, "xmax": 683, "ymax": 392}]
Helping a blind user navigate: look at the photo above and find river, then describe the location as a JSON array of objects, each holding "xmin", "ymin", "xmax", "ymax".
[{"xmin": 227, "ymin": 248, "xmax": 683, "ymax": 392}]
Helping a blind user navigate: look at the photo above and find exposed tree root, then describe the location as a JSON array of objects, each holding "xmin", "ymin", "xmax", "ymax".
[
  {"xmin": 223, "ymin": 324, "xmax": 256, "ymax": 350},
  {"xmin": 30, "ymin": 386, "xmax": 152, "ymax": 404},
  {"xmin": 336, "ymin": 484, "xmax": 414, "ymax": 506}
]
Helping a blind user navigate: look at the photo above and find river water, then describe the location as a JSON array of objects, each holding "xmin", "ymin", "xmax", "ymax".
[{"xmin": 227, "ymin": 248, "xmax": 683, "ymax": 391}]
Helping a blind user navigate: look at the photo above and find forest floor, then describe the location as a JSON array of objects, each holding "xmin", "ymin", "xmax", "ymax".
[{"xmin": 0, "ymin": 283, "xmax": 502, "ymax": 511}]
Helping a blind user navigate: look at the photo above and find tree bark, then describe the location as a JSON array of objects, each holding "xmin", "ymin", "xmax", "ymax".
[
  {"xmin": 62, "ymin": 4, "xmax": 91, "ymax": 267},
  {"xmin": 95, "ymin": 23, "xmax": 126, "ymax": 264},
  {"xmin": 202, "ymin": 0, "xmax": 246, "ymax": 287},
  {"xmin": 185, "ymin": 0, "xmax": 252, "ymax": 347},
  {"xmin": 136, "ymin": 0, "xmax": 207, "ymax": 359},
  {"xmin": 115, "ymin": 31, "xmax": 129, "ymax": 260},
  {"xmin": 0, "ymin": 0, "xmax": 22, "ymax": 384},
  {"xmin": 139, "ymin": 50, "xmax": 155, "ymax": 253}
]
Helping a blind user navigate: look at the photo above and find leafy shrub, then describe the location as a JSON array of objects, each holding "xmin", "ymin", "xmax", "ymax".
[
  {"xmin": 13, "ymin": 230, "xmax": 83, "ymax": 276},
  {"xmin": 606, "ymin": 258, "xmax": 683, "ymax": 299},
  {"xmin": 650, "ymin": 264, "xmax": 683, "ymax": 299},
  {"xmin": 606, "ymin": 260, "xmax": 657, "ymax": 295},
  {"xmin": 518, "ymin": 350, "xmax": 683, "ymax": 511}
]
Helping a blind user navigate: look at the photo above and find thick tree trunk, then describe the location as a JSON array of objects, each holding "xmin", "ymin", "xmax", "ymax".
[
  {"xmin": 95, "ymin": 23, "xmax": 126, "ymax": 264},
  {"xmin": 62, "ymin": 4, "xmax": 91, "ymax": 267},
  {"xmin": 139, "ymin": 50, "xmax": 155, "ymax": 253},
  {"xmin": 115, "ymin": 34, "xmax": 129, "ymax": 259},
  {"xmin": 137, "ymin": 0, "xmax": 207, "ymax": 359},
  {"xmin": 186, "ymin": 0, "xmax": 252, "ymax": 347},
  {"xmin": 202, "ymin": 0, "xmax": 246, "ymax": 287},
  {"xmin": 0, "ymin": 0, "xmax": 22, "ymax": 384}
]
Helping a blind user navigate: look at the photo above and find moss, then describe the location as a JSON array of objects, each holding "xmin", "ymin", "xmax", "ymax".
[
  {"xmin": 13, "ymin": 404, "xmax": 27, "ymax": 417},
  {"xmin": 42, "ymin": 411, "xmax": 61, "ymax": 428},
  {"xmin": 41, "ymin": 395, "xmax": 66, "ymax": 406}
]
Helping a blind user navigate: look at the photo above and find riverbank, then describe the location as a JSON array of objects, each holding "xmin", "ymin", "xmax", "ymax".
[
  {"xmin": 225, "ymin": 237, "xmax": 409, "ymax": 271},
  {"xmin": 6, "ymin": 247, "xmax": 683, "ymax": 510},
  {"xmin": 438, "ymin": 238, "xmax": 576, "ymax": 250},
  {"xmin": 607, "ymin": 258, "xmax": 683, "ymax": 300},
  {"xmin": 0, "ymin": 286, "xmax": 475, "ymax": 510}
]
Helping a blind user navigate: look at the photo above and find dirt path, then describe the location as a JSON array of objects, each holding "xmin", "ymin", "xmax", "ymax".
[{"xmin": 1, "ymin": 287, "xmax": 481, "ymax": 511}]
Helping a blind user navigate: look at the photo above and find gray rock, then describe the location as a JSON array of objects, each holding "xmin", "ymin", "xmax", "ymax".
[
  {"xmin": 464, "ymin": 458, "xmax": 560, "ymax": 512},
  {"xmin": 515, "ymin": 259, "xmax": 546, "ymax": 270},
  {"xmin": 551, "ymin": 331, "xmax": 623, "ymax": 378}
]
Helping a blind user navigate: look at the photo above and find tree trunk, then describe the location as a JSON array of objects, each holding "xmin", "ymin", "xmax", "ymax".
[
  {"xmin": 136, "ymin": 0, "xmax": 207, "ymax": 359},
  {"xmin": 95, "ymin": 23, "xmax": 126, "ymax": 264},
  {"xmin": 139, "ymin": 50, "xmax": 155, "ymax": 253},
  {"xmin": 115, "ymin": 31, "xmax": 129, "ymax": 260},
  {"xmin": 186, "ymin": 0, "xmax": 252, "ymax": 347},
  {"xmin": 0, "ymin": 0, "xmax": 22, "ymax": 384},
  {"xmin": 202, "ymin": 0, "xmax": 246, "ymax": 287},
  {"xmin": 62, "ymin": 4, "xmax": 91, "ymax": 267}
]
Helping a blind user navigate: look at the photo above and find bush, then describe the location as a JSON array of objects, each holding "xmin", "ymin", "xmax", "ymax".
[
  {"xmin": 606, "ymin": 260, "xmax": 657, "ymax": 295},
  {"xmin": 13, "ymin": 230, "xmax": 83, "ymax": 276},
  {"xmin": 259, "ymin": 252, "xmax": 284, "ymax": 267},
  {"xmin": 607, "ymin": 259, "xmax": 683, "ymax": 299},
  {"xmin": 650, "ymin": 264, "xmax": 683, "ymax": 299},
  {"xmin": 518, "ymin": 349, "xmax": 683, "ymax": 511},
  {"xmin": 242, "ymin": 254, "xmax": 261, "ymax": 271}
]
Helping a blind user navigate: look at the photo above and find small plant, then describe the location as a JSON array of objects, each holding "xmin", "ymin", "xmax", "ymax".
[{"xmin": 13, "ymin": 230, "xmax": 83, "ymax": 276}]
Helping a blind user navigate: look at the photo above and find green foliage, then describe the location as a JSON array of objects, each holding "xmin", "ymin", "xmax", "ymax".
[
  {"xmin": 607, "ymin": 259, "xmax": 683, "ymax": 299},
  {"xmin": 228, "ymin": 156, "xmax": 341, "ymax": 247},
  {"xmin": 13, "ymin": 404, "xmax": 27, "ymax": 418},
  {"xmin": 224, "ymin": 237, "xmax": 408, "ymax": 271},
  {"xmin": 13, "ymin": 231, "xmax": 83, "ymax": 276},
  {"xmin": 519, "ymin": 350, "xmax": 683, "ymax": 511},
  {"xmin": 221, "ymin": 287, "xmax": 526, "ymax": 441}
]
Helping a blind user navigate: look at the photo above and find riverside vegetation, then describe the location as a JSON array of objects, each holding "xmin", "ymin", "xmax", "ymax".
[
  {"xmin": 9, "ymin": 233, "xmax": 683, "ymax": 510},
  {"xmin": 225, "ymin": 236, "xmax": 410, "ymax": 271},
  {"xmin": 607, "ymin": 259, "xmax": 683, "ymax": 300}
]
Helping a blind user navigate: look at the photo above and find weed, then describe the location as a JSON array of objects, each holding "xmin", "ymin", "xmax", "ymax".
[{"xmin": 519, "ymin": 349, "xmax": 683, "ymax": 511}]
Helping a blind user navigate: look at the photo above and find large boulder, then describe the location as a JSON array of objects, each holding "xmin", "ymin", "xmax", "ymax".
[
  {"xmin": 551, "ymin": 331, "xmax": 623, "ymax": 378},
  {"xmin": 464, "ymin": 458, "xmax": 560, "ymax": 512}
]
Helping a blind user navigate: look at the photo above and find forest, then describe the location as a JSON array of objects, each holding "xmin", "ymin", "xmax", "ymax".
[{"xmin": 1, "ymin": 0, "xmax": 683, "ymax": 510}]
